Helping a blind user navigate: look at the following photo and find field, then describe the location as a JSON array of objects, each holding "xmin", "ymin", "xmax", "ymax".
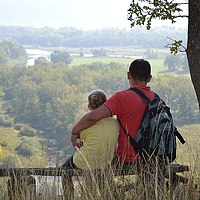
[
  {"xmin": 37, "ymin": 45, "xmax": 168, "ymax": 75},
  {"xmin": 71, "ymin": 57, "xmax": 166, "ymax": 75}
]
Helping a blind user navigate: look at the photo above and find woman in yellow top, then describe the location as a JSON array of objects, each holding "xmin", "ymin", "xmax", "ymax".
[{"xmin": 62, "ymin": 90, "xmax": 119, "ymax": 170}]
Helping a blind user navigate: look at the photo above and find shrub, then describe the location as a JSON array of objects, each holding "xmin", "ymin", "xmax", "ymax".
[
  {"xmin": 0, "ymin": 114, "xmax": 13, "ymax": 127},
  {"xmin": 15, "ymin": 141, "xmax": 35, "ymax": 157},
  {"xmin": 0, "ymin": 154, "xmax": 21, "ymax": 168},
  {"xmin": 18, "ymin": 124, "xmax": 37, "ymax": 137},
  {"xmin": 14, "ymin": 123, "xmax": 23, "ymax": 130}
]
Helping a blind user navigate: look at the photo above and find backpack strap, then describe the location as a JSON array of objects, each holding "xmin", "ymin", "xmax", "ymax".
[
  {"xmin": 117, "ymin": 118, "xmax": 140, "ymax": 154},
  {"xmin": 129, "ymin": 87, "xmax": 161, "ymax": 103},
  {"xmin": 174, "ymin": 127, "xmax": 186, "ymax": 144}
]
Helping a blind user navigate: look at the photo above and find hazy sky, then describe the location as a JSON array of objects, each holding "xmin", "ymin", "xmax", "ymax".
[{"xmin": 0, "ymin": 0, "xmax": 187, "ymax": 30}]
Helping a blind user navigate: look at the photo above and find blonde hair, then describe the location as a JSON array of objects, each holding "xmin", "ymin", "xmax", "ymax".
[{"xmin": 88, "ymin": 90, "xmax": 107, "ymax": 110}]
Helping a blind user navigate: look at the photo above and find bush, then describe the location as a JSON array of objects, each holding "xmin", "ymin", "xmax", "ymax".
[
  {"xmin": 0, "ymin": 114, "xmax": 13, "ymax": 127},
  {"xmin": 15, "ymin": 141, "xmax": 35, "ymax": 157},
  {"xmin": 14, "ymin": 123, "xmax": 23, "ymax": 130},
  {"xmin": 0, "ymin": 154, "xmax": 21, "ymax": 168},
  {"xmin": 18, "ymin": 124, "xmax": 37, "ymax": 137}
]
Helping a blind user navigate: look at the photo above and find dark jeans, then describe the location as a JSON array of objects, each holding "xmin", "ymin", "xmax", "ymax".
[
  {"xmin": 61, "ymin": 156, "xmax": 77, "ymax": 198},
  {"xmin": 62, "ymin": 155, "xmax": 78, "ymax": 170}
]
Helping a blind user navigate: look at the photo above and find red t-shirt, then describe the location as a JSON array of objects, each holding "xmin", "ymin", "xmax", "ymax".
[{"xmin": 104, "ymin": 85, "xmax": 154, "ymax": 163}]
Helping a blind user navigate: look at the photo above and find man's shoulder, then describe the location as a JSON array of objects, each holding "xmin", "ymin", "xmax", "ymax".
[
  {"xmin": 115, "ymin": 88, "xmax": 143, "ymax": 98},
  {"xmin": 105, "ymin": 89, "xmax": 140, "ymax": 104},
  {"xmin": 114, "ymin": 89, "xmax": 133, "ymax": 96}
]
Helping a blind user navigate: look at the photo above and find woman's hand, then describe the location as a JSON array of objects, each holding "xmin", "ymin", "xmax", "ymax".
[{"xmin": 71, "ymin": 133, "xmax": 81, "ymax": 149}]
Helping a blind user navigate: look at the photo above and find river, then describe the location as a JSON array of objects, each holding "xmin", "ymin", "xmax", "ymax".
[
  {"xmin": 26, "ymin": 49, "xmax": 52, "ymax": 66},
  {"xmin": 26, "ymin": 48, "xmax": 94, "ymax": 66},
  {"xmin": 26, "ymin": 48, "xmax": 141, "ymax": 66}
]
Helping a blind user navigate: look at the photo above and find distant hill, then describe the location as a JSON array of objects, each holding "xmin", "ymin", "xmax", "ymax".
[{"xmin": 0, "ymin": 25, "xmax": 187, "ymax": 48}]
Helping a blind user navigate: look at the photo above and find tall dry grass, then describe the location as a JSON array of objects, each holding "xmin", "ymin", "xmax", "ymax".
[{"xmin": 0, "ymin": 125, "xmax": 199, "ymax": 200}]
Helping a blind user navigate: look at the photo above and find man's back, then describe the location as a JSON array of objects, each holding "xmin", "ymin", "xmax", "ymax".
[{"xmin": 104, "ymin": 85, "xmax": 154, "ymax": 163}]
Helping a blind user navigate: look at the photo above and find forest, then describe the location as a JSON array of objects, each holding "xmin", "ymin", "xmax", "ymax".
[{"xmin": 0, "ymin": 58, "xmax": 199, "ymax": 168}]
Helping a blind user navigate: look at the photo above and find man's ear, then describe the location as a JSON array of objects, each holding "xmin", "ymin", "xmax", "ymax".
[
  {"xmin": 127, "ymin": 71, "xmax": 131, "ymax": 80},
  {"xmin": 147, "ymin": 75, "xmax": 152, "ymax": 83}
]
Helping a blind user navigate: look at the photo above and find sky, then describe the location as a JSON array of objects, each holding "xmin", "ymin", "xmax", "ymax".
[{"xmin": 0, "ymin": 0, "xmax": 188, "ymax": 30}]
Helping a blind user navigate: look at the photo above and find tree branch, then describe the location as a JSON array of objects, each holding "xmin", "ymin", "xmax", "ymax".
[
  {"xmin": 165, "ymin": 37, "xmax": 187, "ymax": 54},
  {"xmin": 173, "ymin": 15, "xmax": 188, "ymax": 18},
  {"xmin": 177, "ymin": 3, "xmax": 189, "ymax": 5}
]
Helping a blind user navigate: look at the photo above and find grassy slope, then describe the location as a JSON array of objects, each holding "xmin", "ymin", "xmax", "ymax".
[
  {"xmin": 0, "ymin": 127, "xmax": 20, "ymax": 151},
  {"xmin": 177, "ymin": 124, "xmax": 200, "ymax": 166},
  {"xmin": 175, "ymin": 124, "xmax": 200, "ymax": 188},
  {"xmin": 0, "ymin": 126, "xmax": 48, "ymax": 168}
]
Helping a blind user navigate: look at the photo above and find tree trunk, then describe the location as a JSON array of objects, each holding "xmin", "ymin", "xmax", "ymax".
[{"xmin": 187, "ymin": 0, "xmax": 200, "ymax": 109}]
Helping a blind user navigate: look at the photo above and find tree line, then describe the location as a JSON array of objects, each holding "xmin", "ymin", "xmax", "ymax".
[
  {"xmin": 0, "ymin": 62, "xmax": 198, "ymax": 153},
  {"xmin": 0, "ymin": 26, "xmax": 187, "ymax": 49},
  {"xmin": 0, "ymin": 40, "xmax": 190, "ymax": 72}
]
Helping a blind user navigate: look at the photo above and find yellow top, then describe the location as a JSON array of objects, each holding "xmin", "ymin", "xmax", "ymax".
[{"xmin": 73, "ymin": 117, "xmax": 119, "ymax": 170}]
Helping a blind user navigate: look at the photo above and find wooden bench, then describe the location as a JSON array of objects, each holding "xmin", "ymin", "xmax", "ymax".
[{"xmin": 0, "ymin": 163, "xmax": 189, "ymax": 199}]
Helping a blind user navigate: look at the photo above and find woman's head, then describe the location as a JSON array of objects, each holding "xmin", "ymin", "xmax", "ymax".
[{"xmin": 88, "ymin": 90, "xmax": 107, "ymax": 110}]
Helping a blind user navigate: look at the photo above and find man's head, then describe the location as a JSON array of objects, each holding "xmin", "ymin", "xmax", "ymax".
[{"xmin": 128, "ymin": 59, "xmax": 152, "ymax": 83}]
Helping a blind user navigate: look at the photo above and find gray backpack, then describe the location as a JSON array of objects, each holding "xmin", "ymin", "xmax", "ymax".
[{"xmin": 118, "ymin": 87, "xmax": 185, "ymax": 163}]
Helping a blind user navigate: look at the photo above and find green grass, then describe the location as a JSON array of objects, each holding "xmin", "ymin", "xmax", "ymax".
[
  {"xmin": 71, "ymin": 57, "xmax": 166, "ymax": 75},
  {"xmin": 148, "ymin": 59, "xmax": 165, "ymax": 75},
  {"xmin": 71, "ymin": 56, "xmax": 133, "ymax": 66}
]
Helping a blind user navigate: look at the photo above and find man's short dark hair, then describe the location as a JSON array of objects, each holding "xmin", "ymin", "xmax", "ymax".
[{"xmin": 129, "ymin": 59, "xmax": 151, "ymax": 82}]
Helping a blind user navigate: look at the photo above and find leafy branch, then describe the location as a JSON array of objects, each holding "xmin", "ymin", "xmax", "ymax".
[
  {"xmin": 128, "ymin": 0, "xmax": 188, "ymax": 30},
  {"xmin": 165, "ymin": 37, "xmax": 186, "ymax": 54}
]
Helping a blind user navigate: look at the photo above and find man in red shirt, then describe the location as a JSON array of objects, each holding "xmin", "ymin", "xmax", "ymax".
[{"xmin": 71, "ymin": 59, "xmax": 154, "ymax": 165}]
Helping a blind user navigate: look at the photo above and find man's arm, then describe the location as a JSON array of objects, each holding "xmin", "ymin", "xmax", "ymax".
[{"xmin": 71, "ymin": 105, "xmax": 112, "ymax": 147}]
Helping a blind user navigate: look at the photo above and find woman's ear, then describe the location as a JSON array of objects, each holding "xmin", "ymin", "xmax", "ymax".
[{"xmin": 88, "ymin": 103, "xmax": 92, "ymax": 110}]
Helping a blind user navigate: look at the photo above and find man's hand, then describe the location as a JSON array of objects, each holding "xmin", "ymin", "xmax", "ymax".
[{"xmin": 71, "ymin": 133, "xmax": 81, "ymax": 149}]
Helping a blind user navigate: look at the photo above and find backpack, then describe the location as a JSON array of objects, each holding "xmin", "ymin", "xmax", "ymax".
[{"xmin": 118, "ymin": 87, "xmax": 185, "ymax": 163}]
